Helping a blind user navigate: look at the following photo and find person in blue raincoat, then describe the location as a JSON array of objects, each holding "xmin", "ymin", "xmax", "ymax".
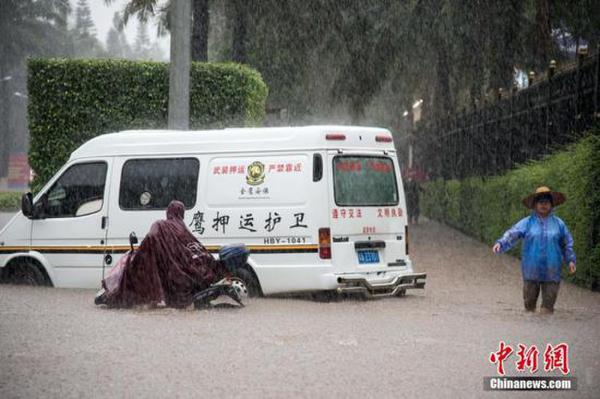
[{"xmin": 492, "ymin": 186, "xmax": 576, "ymax": 314}]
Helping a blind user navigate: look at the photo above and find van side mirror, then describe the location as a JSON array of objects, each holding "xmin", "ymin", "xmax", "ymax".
[
  {"xmin": 21, "ymin": 193, "xmax": 33, "ymax": 218},
  {"xmin": 129, "ymin": 232, "xmax": 138, "ymax": 252}
]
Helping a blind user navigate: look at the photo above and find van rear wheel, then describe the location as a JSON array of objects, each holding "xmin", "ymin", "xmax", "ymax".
[
  {"xmin": 232, "ymin": 267, "xmax": 262, "ymax": 298},
  {"xmin": 1, "ymin": 259, "xmax": 50, "ymax": 286}
]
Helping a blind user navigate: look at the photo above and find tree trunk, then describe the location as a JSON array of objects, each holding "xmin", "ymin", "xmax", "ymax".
[
  {"xmin": 191, "ymin": 0, "xmax": 209, "ymax": 62},
  {"xmin": 231, "ymin": 0, "xmax": 247, "ymax": 63},
  {"xmin": 168, "ymin": 0, "xmax": 192, "ymax": 130},
  {"xmin": 535, "ymin": 0, "xmax": 552, "ymax": 68}
]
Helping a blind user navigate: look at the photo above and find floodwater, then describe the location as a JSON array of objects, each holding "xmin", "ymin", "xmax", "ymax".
[{"xmin": 0, "ymin": 218, "xmax": 599, "ymax": 398}]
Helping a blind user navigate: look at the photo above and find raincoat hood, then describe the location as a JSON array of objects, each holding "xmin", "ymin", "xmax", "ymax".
[{"xmin": 166, "ymin": 200, "xmax": 185, "ymax": 220}]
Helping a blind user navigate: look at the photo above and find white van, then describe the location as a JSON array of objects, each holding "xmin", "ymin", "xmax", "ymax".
[{"xmin": 0, "ymin": 126, "xmax": 426, "ymax": 297}]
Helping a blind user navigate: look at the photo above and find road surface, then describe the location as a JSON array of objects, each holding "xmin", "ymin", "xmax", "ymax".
[{"xmin": 1, "ymin": 217, "xmax": 599, "ymax": 398}]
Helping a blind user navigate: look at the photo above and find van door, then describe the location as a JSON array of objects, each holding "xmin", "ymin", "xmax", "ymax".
[
  {"xmin": 104, "ymin": 156, "xmax": 201, "ymax": 270},
  {"xmin": 327, "ymin": 153, "xmax": 408, "ymax": 273},
  {"xmin": 31, "ymin": 160, "xmax": 112, "ymax": 288}
]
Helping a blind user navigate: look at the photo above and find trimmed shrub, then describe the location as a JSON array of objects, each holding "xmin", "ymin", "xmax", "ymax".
[
  {"xmin": 0, "ymin": 192, "xmax": 22, "ymax": 211},
  {"xmin": 28, "ymin": 59, "xmax": 268, "ymax": 191},
  {"xmin": 422, "ymin": 131, "xmax": 600, "ymax": 289}
]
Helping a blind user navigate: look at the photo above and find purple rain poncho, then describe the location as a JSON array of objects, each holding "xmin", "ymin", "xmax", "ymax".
[{"xmin": 103, "ymin": 201, "xmax": 228, "ymax": 308}]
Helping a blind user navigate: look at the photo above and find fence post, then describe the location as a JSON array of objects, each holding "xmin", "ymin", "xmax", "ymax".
[
  {"xmin": 477, "ymin": 105, "xmax": 483, "ymax": 175},
  {"xmin": 469, "ymin": 107, "xmax": 474, "ymax": 174},
  {"xmin": 448, "ymin": 116, "xmax": 459, "ymax": 179},
  {"xmin": 510, "ymin": 83, "xmax": 518, "ymax": 168},
  {"xmin": 438, "ymin": 119, "xmax": 445, "ymax": 179},
  {"xmin": 595, "ymin": 44, "xmax": 600, "ymax": 120},
  {"xmin": 547, "ymin": 60, "xmax": 556, "ymax": 150},
  {"xmin": 460, "ymin": 108, "xmax": 469, "ymax": 179},
  {"xmin": 454, "ymin": 116, "xmax": 459, "ymax": 179},
  {"xmin": 433, "ymin": 120, "xmax": 439, "ymax": 179},
  {"xmin": 527, "ymin": 71, "xmax": 536, "ymax": 160},
  {"xmin": 575, "ymin": 46, "xmax": 588, "ymax": 134},
  {"xmin": 492, "ymin": 93, "xmax": 498, "ymax": 174},
  {"xmin": 442, "ymin": 116, "xmax": 450, "ymax": 180},
  {"xmin": 445, "ymin": 117, "xmax": 451, "ymax": 179}
]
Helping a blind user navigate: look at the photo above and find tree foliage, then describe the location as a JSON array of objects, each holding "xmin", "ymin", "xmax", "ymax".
[
  {"xmin": 75, "ymin": 0, "xmax": 95, "ymax": 37},
  {"xmin": 0, "ymin": 0, "xmax": 71, "ymax": 69},
  {"xmin": 0, "ymin": 0, "xmax": 72, "ymax": 178},
  {"xmin": 73, "ymin": 0, "xmax": 106, "ymax": 58},
  {"xmin": 107, "ymin": 0, "xmax": 208, "ymax": 61},
  {"xmin": 106, "ymin": 12, "xmax": 131, "ymax": 59},
  {"xmin": 212, "ymin": 0, "xmax": 599, "ymax": 125}
]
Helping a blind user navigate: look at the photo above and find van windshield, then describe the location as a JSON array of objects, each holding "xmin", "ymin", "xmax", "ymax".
[{"xmin": 333, "ymin": 156, "xmax": 398, "ymax": 206}]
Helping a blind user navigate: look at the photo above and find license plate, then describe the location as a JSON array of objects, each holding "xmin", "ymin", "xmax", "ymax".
[{"xmin": 358, "ymin": 250, "xmax": 379, "ymax": 264}]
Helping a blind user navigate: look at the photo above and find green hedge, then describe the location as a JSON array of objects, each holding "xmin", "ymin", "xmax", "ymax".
[
  {"xmin": 28, "ymin": 58, "xmax": 268, "ymax": 191},
  {"xmin": 422, "ymin": 131, "xmax": 600, "ymax": 289},
  {"xmin": 0, "ymin": 192, "xmax": 22, "ymax": 211}
]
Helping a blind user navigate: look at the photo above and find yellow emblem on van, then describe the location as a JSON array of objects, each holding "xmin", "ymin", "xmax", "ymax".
[{"xmin": 246, "ymin": 161, "xmax": 265, "ymax": 185}]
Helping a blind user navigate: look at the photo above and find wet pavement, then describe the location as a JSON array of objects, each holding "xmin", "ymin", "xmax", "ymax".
[{"xmin": 1, "ymin": 218, "xmax": 599, "ymax": 398}]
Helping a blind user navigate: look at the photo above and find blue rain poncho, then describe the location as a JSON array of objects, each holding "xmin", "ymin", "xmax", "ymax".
[{"xmin": 495, "ymin": 213, "xmax": 576, "ymax": 282}]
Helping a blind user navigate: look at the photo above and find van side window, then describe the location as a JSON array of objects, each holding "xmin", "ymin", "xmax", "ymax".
[
  {"xmin": 313, "ymin": 154, "xmax": 323, "ymax": 182},
  {"xmin": 119, "ymin": 158, "xmax": 199, "ymax": 210},
  {"xmin": 43, "ymin": 162, "xmax": 107, "ymax": 218}
]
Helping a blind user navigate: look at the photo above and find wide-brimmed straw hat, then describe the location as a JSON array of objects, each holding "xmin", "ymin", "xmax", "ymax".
[{"xmin": 522, "ymin": 186, "xmax": 566, "ymax": 209}]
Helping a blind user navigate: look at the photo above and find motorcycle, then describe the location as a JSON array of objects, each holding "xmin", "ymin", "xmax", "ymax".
[{"xmin": 95, "ymin": 232, "xmax": 250, "ymax": 309}]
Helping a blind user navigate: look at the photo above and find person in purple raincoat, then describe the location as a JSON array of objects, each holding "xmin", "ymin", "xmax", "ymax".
[
  {"xmin": 102, "ymin": 200, "xmax": 229, "ymax": 309},
  {"xmin": 492, "ymin": 187, "xmax": 576, "ymax": 314}
]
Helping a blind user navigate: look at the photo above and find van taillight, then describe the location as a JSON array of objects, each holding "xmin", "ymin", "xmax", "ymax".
[
  {"xmin": 319, "ymin": 228, "xmax": 331, "ymax": 259},
  {"xmin": 405, "ymin": 225, "xmax": 409, "ymax": 255},
  {"xmin": 376, "ymin": 134, "xmax": 393, "ymax": 143},
  {"xmin": 326, "ymin": 133, "xmax": 346, "ymax": 141}
]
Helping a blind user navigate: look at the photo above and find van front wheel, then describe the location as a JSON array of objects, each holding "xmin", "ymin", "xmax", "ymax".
[
  {"xmin": 232, "ymin": 267, "xmax": 262, "ymax": 298},
  {"xmin": 1, "ymin": 259, "xmax": 50, "ymax": 286}
]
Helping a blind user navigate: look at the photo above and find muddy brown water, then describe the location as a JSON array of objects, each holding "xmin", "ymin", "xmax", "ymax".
[{"xmin": 1, "ymin": 218, "xmax": 599, "ymax": 398}]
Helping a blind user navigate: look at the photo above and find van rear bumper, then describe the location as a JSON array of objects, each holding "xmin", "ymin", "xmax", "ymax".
[{"xmin": 335, "ymin": 272, "xmax": 426, "ymax": 298}]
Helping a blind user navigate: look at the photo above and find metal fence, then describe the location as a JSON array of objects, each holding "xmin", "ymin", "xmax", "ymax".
[{"xmin": 414, "ymin": 48, "xmax": 600, "ymax": 180}]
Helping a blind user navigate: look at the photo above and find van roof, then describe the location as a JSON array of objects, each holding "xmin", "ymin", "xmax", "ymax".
[{"xmin": 69, "ymin": 125, "xmax": 396, "ymax": 160}]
